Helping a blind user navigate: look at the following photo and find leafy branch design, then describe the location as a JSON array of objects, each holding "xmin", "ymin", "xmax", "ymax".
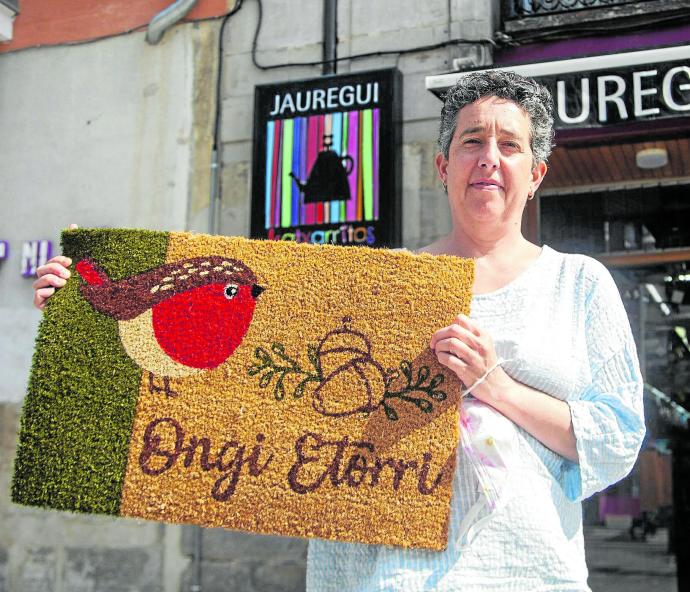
[
  {"xmin": 247, "ymin": 343, "xmax": 322, "ymax": 401},
  {"xmin": 381, "ymin": 361, "xmax": 446, "ymax": 421},
  {"xmin": 248, "ymin": 339, "xmax": 447, "ymax": 421}
]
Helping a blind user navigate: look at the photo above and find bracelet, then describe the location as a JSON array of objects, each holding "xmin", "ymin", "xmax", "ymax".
[{"xmin": 460, "ymin": 357, "xmax": 510, "ymax": 398}]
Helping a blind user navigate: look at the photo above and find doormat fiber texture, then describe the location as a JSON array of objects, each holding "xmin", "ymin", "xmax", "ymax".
[{"xmin": 12, "ymin": 229, "xmax": 474, "ymax": 550}]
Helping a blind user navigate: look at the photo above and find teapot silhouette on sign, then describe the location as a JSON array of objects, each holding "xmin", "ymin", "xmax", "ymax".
[{"xmin": 290, "ymin": 134, "xmax": 354, "ymax": 203}]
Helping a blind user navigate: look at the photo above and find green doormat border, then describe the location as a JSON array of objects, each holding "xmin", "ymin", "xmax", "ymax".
[{"xmin": 11, "ymin": 229, "xmax": 169, "ymax": 514}]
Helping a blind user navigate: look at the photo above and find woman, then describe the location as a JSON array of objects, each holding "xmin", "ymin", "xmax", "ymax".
[
  {"xmin": 305, "ymin": 71, "xmax": 645, "ymax": 591},
  {"xmin": 34, "ymin": 71, "xmax": 645, "ymax": 591}
]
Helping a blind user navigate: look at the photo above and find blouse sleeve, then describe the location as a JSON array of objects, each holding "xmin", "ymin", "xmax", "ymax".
[{"xmin": 560, "ymin": 260, "xmax": 646, "ymax": 502}]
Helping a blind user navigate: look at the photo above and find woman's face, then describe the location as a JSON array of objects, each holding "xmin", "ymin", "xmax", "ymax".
[{"xmin": 435, "ymin": 95, "xmax": 547, "ymax": 238}]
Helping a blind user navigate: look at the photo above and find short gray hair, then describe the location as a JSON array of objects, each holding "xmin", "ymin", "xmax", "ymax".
[{"xmin": 437, "ymin": 70, "xmax": 555, "ymax": 165}]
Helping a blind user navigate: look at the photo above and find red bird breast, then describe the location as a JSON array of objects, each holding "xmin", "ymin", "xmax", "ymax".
[{"xmin": 151, "ymin": 283, "xmax": 258, "ymax": 369}]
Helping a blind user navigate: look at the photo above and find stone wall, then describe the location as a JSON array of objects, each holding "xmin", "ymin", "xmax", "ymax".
[
  {"xmin": 0, "ymin": 402, "xmax": 189, "ymax": 592},
  {"xmin": 179, "ymin": 529, "xmax": 306, "ymax": 592}
]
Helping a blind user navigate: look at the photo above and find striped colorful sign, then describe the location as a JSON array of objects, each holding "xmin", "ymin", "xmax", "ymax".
[
  {"xmin": 264, "ymin": 109, "xmax": 380, "ymax": 230},
  {"xmin": 251, "ymin": 69, "xmax": 401, "ymax": 247}
]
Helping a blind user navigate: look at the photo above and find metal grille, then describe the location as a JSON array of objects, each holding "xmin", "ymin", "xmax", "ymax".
[{"xmin": 505, "ymin": 0, "xmax": 648, "ymax": 18}]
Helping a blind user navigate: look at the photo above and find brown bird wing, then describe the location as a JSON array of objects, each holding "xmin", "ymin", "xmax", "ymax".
[{"xmin": 79, "ymin": 256, "xmax": 259, "ymax": 321}]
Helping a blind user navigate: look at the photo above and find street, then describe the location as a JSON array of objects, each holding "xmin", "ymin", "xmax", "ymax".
[{"xmin": 585, "ymin": 526, "xmax": 676, "ymax": 592}]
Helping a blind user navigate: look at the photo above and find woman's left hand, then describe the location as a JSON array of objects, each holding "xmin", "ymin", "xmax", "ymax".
[
  {"xmin": 431, "ymin": 314, "xmax": 579, "ymax": 462},
  {"xmin": 430, "ymin": 314, "xmax": 512, "ymax": 405}
]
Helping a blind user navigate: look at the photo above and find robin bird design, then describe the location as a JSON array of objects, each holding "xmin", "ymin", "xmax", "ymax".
[{"xmin": 75, "ymin": 256, "xmax": 265, "ymax": 397}]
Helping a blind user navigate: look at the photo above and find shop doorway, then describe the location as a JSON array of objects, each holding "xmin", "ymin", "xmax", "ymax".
[{"xmin": 539, "ymin": 182, "xmax": 689, "ymax": 587}]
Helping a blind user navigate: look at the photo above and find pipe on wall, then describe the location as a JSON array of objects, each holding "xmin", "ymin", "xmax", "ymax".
[
  {"xmin": 322, "ymin": 0, "xmax": 337, "ymax": 74},
  {"xmin": 146, "ymin": 0, "xmax": 198, "ymax": 45},
  {"xmin": 208, "ymin": 2, "xmax": 244, "ymax": 236}
]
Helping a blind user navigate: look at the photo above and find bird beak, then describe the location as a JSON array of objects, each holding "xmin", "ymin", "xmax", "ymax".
[{"xmin": 251, "ymin": 284, "xmax": 265, "ymax": 299}]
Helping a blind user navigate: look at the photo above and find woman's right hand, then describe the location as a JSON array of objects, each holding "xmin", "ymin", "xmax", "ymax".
[{"xmin": 33, "ymin": 224, "xmax": 78, "ymax": 310}]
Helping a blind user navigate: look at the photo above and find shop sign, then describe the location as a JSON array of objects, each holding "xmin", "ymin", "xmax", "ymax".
[
  {"xmin": 544, "ymin": 61, "xmax": 690, "ymax": 129},
  {"xmin": 425, "ymin": 45, "xmax": 690, "ymax": 131},
  {"xmin": 251, "ymin": 69, "xmax": 402, "ymax": 247},
  {"xmin": 0, "ymin": 239, "xmax": 53, "ymax": 276},
  {"xmin": 20, "ymin": 240, "xmax": 52, "ymax": 277}
]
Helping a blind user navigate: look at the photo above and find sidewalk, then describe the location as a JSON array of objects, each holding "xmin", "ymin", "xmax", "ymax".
[{"xmin": 584, "ymin": 526, "xmax": 677, "ymax": 592}]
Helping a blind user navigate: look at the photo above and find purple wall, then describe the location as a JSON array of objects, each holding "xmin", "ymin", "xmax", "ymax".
[{"xmin": 495, "ymin": 24, "xmax": 690, "ymax": 65}]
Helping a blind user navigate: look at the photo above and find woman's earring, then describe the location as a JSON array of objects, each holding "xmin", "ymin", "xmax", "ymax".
[
  {"xmin": 442, "ymin": 180, "xmax": 448, "ymax": 192},
  {"xmin": 527, "ymin": 191, "xmax": 534, "ymax": 200}
]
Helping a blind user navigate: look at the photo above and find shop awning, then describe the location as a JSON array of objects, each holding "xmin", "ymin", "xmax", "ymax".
[
  {"xmin": 541, "ymin": 137, "xmax": 690, "ymax": 196},
  {"xmin": 425, "ymin": 45, "xmax": 690, "ymax": 98}
]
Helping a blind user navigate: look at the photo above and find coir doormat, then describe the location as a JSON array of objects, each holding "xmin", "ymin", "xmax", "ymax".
[{"xmin": 12, "ymin": 229, "xmax": 474, "ymax": 550}]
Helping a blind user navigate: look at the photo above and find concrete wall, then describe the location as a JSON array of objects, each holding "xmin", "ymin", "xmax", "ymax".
[
  {"xmin": 0, "ymin": 22, "xmax": 217, "ymax": 592},
  {"xmin": 1, "ymin": 2, "xmax": 498, "ymax": 590}
]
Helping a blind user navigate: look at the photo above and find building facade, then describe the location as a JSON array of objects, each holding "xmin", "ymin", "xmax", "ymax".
[{"xmin": 1, "ymin": 0, "xmax": 688, "ymax": 590}]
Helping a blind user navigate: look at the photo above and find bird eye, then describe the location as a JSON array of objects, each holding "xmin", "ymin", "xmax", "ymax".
[{"xmin": 224, "ymin": 284, "xmax": 239, "ymax": 299}]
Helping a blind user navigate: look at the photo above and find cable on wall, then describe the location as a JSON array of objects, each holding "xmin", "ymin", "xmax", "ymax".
[{"xmin": 250, "ymin": 0, "xmax": 495, "ymax": 72}]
